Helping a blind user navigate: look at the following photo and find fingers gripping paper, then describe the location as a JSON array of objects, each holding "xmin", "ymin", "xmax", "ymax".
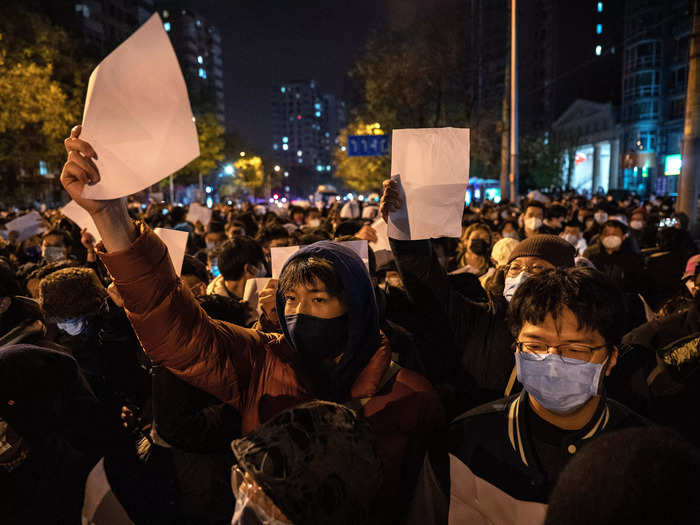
[
  {"xmin": 388, "ymin": 128, "xmax": 470, "ymax": 240},
  {"xmin": 80, "ymin": 13, "xmax": 199, "ymax": 200}
]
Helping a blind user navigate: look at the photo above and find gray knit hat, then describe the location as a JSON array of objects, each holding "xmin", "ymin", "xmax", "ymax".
[
  {"xmin": 39, "ymin": 267, "xmax": 107, "ymax": 321},
  {"xmin": 507, "ymin": 234, "xmax": 575, "ymax": 268},
  {"xmin": 231, "ymin": 400, "xmax": 383, "ymax": 525}
]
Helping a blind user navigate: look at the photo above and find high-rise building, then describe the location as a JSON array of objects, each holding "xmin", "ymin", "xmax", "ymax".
[
  {"xmin": 158, "ymin": 7, "xmax": 225, "ymax": 125},
  {"xmin": 271, "ymin": 81, "xmax": 346, "ymax": 195},
  {"xmin": 620, "ymin": 0, "xmax": 691, "ymax": 195},
  {"xmin": 39, "ymin": 0, "xmax": 154, "ymax": 57}
]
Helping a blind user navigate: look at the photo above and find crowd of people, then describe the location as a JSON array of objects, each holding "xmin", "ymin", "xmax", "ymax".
[{"xmin": 2, "ymin": 126, "xmax": 700, "ymax": 524}]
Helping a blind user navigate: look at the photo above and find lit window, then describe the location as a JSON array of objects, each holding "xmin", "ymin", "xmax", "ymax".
[
  {"xmin": 163, "ymin": 22, "xmax": 171, "ymax": 32},
  {"xmin": 284, "ymin": 171, "xmax": 289, "ymax": 177},
  {"xmin": 282, "ymin": 144, "xmax": 289, "ymax": 151},
  {"xmin": 595, "ymin": 45, "xmax": 602, "ymax": 56},
  {"xmin": 163, "ymin": 9, "xmax": 169, "ymax": 17},
  {"xmin": 326, "ymin": 165, "xmax": 331, "ymax": 171},
  {"xmin": 316, "ymin": 165, "xmax": 324, "ymax": 172},
  {"xmin": 282, "ymin": 136, "xmax": 288, "ymax": 143},
  {"xmin": 315, "ymin": 111, "xmax": 322, "ymax": 118},
  {"xmin": 196, "ymin": 20, "xmax": 201, "ymax": 27},
  {"xmin": 297, "ymin": 150, "xmax": 303, "ymax": 157},
  {"xmin": 273, "ymin": 144, "xmax": 279, "ymax": 150},
  {"xmin": 597, "ymin": 2, "xmax": 603, "ymax": 12},
  {"xmin": 281, "ymin": 86, "xmax": 286, "ymax": 93},
  {"xmin": 596, "ymin": 23, "xmax": 602, "ymax": 34},
  {"xmin": 314, "ymin": 102, "xmax": 322, "ymax": 110},
  {"xmin": 39, "ymin": 161, "xmax": 48, "ymax": 175},
  {"xmin": 198, "ymin": 68, "xmax": 207, "ymax": 79},
  {"xmin": 197, "ymin": 56, "xmax": 203, "ymax": 64}
]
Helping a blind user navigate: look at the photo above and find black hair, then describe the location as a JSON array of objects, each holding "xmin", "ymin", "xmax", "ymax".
[
  {"xmin": 508, "ymin": 266, "xmax": 625, "ymax": 347},
  {"xmin": 278, "ymin": 255, "xmax": 345, "ymax": 299},
  {"xmin": 41, "ymin": 228, "xmax": 71, "ymax": 247},
  {"xmin": 226, "ymin": 220, "xmax": 247, "ymax": 235},
  {"xmin": 197, "ymin": 294, "xmax": 250, "ymax": 326},
  {"xmin": 546, "ymin": 204, "xmax": 567, "ymax": 219},
  {"xmin": 169, "ymin": 206, "xmax": 187, "ymax": 224},
  {"xmin": 256, "ymin": 225, "xmax": 290, "ymax": 244},
  {"xmin": 181, "ymin": 254, "xmax": 209, "ymax": 284},
  {"xmin": 334, "ymin": 220, "xmax": 364, "ymax": 237},
  {"xmin": 0, "ymin": 258, "xmax": 21, "ymax": 297},
  {"xmin": 207, "ymin": 220, "xmax": 226, "ymax": 233},
  {"xmin": 524, "ymin": 200, "xmax": 545, "ymax": 212},
  {"xmin": 602, "ymin": 219, "xmax": 628, "ymax": 235},
  {"xmin": 218, "ymin": 236, "xmax": 265, "ymax": 281},
  {"xmin": 545, "ymin": 427, "xmax": 700, "ymax": 525},
  {"xmin": 563, "ymin": 220, "xmax": 583, "ymax": 230},
  {"xmin": 499, "ymin": 220, "xmax": 519, "ymax": 233}
]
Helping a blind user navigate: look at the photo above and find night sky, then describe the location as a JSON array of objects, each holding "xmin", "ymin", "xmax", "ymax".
[{"xmin": 186, "ymin": 1, "xmax": 392, "ymax": 155}]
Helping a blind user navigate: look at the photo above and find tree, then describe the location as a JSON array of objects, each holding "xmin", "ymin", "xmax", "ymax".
[
  {"xmin": 334, "ymin": 120, "xmax": 388, "ymax": 192},
  {"xmin": 519, "ymin": 135, "xmax": 564, "ymax": 190},
  {"xmin": 0, "ymin": 6, "xmax": 93, "ymax": 200},
  {"xmin": 171, "ymin": 113, "xmax": 225, "ymax": 184},
  {"xmin": 233, "ymin": 156, "xmax": 265, "ymax": 194}
]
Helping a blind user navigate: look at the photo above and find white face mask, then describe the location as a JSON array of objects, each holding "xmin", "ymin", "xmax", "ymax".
[
  {"xmin": 524, "ymin": 217, "xmax": 543, "ymax": 231},
  {"xmin": 57, "ymin": 316, "xmax": 87, "ymax": 336},
  {"xmin": 630, "ymin": 220, "xmax": 644, "ymax": 230},
  {"xmin": 503, "ymin": 231, "xmax": 519, "ymax": 240},
  {"xmin": 562, "ymin": 233, "xmax": 579, "ymax": 246},
  {"xmin": 206, "ymin": 241, "xmax": 216, "ymax": 250},
  {"xmin": 43, "ymin": 246, "xmax": 66, "ymax": 263},
  {"xmin": 307, "ymin": 219, "xmax": 321, "ymax": 228},
  {"xmin": 503, "ymin": 272, "xmax": 530, "ymax": 302},
  {"xmin": 594, "ymin": 212, "xmax": 608, "ymax": 224},
  {"xmin": 601, "ymin": 236, "xmax": 622, "ymax": 250}
]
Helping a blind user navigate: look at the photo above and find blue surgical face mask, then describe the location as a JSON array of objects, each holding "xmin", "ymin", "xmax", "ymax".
[
  {"xmin": 503, "ymin": 272, "xmax": 530, "ymax": 302},
  {"xmin": 516, "ymin": 352, "xmax": 607, "ymax": 414},
  {"xmin": 56, "ymin": 316, "xmax": 87, "ymax": 336}
]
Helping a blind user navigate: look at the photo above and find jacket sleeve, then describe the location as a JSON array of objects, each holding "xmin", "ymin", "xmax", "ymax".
[{"xmin": 98, "ymin": 222, "xmax": 274, "ymax": 409}]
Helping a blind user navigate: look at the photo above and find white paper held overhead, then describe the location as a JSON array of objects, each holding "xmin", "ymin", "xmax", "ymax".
[
  {"xmin": 243, "ymin": 277, "xmax": 272, "ymax": 318},
  {"xmin": 5, "ymin": 212, "xmax": 45, "ymax": 243},
  {"xmin": 388, "ymin": 128, "xmax": 469, "ymax": 240},
  {"xmin": 270, "ymin": 241, "xmax": 370, "ymax": 279},
  {"xmin": 80, "ymin": 13, "xmax": 199, "ymax": 200},
  {"xmin": 185, "ymin": 202, "xmax": 213, "ymax": 226},
  {"xmin": 60, "ymin": 201, "xmax": 101, "ymax": 242},
  {"xmin": 153, "ymin": 228, "xmax": 189, "ymax": 276}
]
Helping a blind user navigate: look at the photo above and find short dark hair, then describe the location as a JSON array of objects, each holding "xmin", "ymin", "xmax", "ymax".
[
  {"xmin": 169, "ymin": 206, "xmax": 187, "ymax": 224},
  {"xmin": 279, "ymin": 255, "xmax": 344, "ymax": 299},
  {"xmin": 545, "ymin": 427, "xmax": 700, "ymax": 525},
  {"xmin": 256, "ymin": 225, "xmax": 290, "ymax": 245},
  {"xmin": 525, "ymin": 201, "xmax": 545, "ymax": 212},
  {"xmin": 508, "ymin": 267, "xmax": 625, "ymax": 347},
  {"xmin": 41, "ymin": 228, "xmax": 71, "ymax": 247},
  {"xmin": 602, "ymin": 219, "xmax": 628, "ymax": 235},
  {"xmin": 564, "ymin": 220, "xmax": 583, "ymax": 231},
  {"xmin": 182, "ymin": 254, "xmax": 209, "ymax": 284},
  {"xmin": 197, "ymin": 294, "xmax": 250, "ymax": 325},
  {"xmin": 218, "ymin": 236, "xmax": 264, "ymax": 281},
  {"xmin": 334, "ymin": 220, "xmax": 363, "ymax": 237},
  {"xmin": 0, "ymin": 258, "xmax": 21, "ymax": 297},
  {"xmin": 546, "ymin": 204, "xmax": 567, "ymax": 219}
]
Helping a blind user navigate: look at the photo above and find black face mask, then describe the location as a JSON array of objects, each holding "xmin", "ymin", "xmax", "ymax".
[
  {"xmin": 469, "ymin": 238, "xmax": 489, "ymax": 256},
  {"xmin": 285, "ymin": 313, "xmax": 349, "ymax": 361}
]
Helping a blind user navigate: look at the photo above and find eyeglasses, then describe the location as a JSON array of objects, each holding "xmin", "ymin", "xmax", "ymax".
[
  {"xmin": 505, "ymin": 263, "xmax": 552, "ymax": 278},
  {"xmin": 515, "ymin": 341, "xmax": 609, "ymax": 364}
]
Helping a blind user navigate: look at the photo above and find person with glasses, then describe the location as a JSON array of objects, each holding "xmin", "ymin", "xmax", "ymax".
[
  {"xmin": 382, "ymin": 177, "xmax": 577, "ymax": 416},
  {"xmin": 409, "ymin": 267, "xmax": 650, "ymax": 525}
]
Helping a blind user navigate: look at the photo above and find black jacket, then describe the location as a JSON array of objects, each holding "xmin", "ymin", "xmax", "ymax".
[
  {"xmin": 410, "ymin": 392, "xmax": 649, "ymax": 524},
  {"xmin": 612, "ymin": 304, "xmax": 700, "ymax": 445},
  {"xmin": 391, "ymin": 238, "xmax": 515, "ymax": 417},
  {"xmin": 583, "ymin": 241, "xmax": 645, "ymax": 295}
]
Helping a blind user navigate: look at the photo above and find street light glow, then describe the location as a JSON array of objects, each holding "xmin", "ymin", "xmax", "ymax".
[
  {"xmin": 274, "ymin": 165, "xmax": 281, "ymax": 172},
  {"xmin": 240, "ymin": 151, "xmax": 246, "ymax": 157},
  {"xmin": 224, "ymin": 164, "xmax": 234, "ymax": 175}
]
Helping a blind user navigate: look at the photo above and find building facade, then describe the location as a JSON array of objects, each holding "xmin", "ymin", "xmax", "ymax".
[
  {"xmin": 271, "ymin": 81, "xmax": 346, "ymax": 196},
  {"xmin": 554, "ymin": 0, "xmax": 691, "ymax": 196},
  {"xmin": 159, "ymin": 7, "xmax": 225, "ymax": 125}
]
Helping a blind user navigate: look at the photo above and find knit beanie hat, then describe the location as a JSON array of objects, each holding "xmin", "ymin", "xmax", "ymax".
[
  {"xmin": 39, "ymin": 267, "xmax": 107, "ymax": 321},
  {"xmin": 231, "ymin": 400, "xmax": 383, "ymax": 525},
  {"xmin": 507, "ymin": 234, "xmax": 575, "ymax": 268}
]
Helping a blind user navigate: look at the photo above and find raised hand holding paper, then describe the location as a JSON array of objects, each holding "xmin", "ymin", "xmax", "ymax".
[
  {"xmin": 60, "ymin": 200, "xmax": 101, "ymax": 242},
  {"xmin": 153, "ymin": 228, "xmax": 188, "ymax": 276},
  {"xmin": 80, "ymin": 13, "xmax": 199, "ymax": 200},
  {"xmin": 388, "ymin": 128, "xmax": 470, "ymax": 240}
]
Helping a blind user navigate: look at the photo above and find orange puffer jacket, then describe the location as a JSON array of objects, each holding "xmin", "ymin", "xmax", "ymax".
[{"xmin": 98, "ymin": 223, "xmax": 444, "ymax": 521}]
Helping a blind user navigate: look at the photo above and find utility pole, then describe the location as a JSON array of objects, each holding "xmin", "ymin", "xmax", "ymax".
[
  {"xmin": 678, "ymin": 0, "xmax": 700, "ymax": 236},
  {"xmin": 198, "ymin": 172, "xmax": 204, "ymax": 203},
  {"xmin": 509, "ymin": 0, "xmax": 519, "ymax": 201},
  {"xmin": 500, "ymin": 49, "xmax": 511, "ymax": 201}
]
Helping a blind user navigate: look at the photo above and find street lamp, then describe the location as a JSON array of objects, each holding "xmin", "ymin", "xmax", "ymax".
[
  {"xmin": 240, "ymin": 151, "xmax": 246, "ymax": 157},
  {"xmin": 224, "ymin": 164, "xmax": 234, "ymax": 175},
  {"xmin": 274, "ymin": 165, "xmax": 281, "ymax": 172}
]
